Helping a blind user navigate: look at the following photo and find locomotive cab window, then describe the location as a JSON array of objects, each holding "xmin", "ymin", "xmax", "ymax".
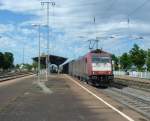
[
  {"xmin": 92, "ymin": 56, "xmax": 110, "ymax": 63},
  {"xmin": 92, "ymin": 56, "xmax": 112, "ymax": 71},
  {"xmin": 85, "ymin": 58, "xmax": 87, "ymax": 63}
]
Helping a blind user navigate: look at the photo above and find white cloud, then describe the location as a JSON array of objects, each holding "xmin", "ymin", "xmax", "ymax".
[
  {"xmin": 0, "ymin": 24, "xmax": 15, "ymax": 33},
  {"xmin": 0, "ymin": 0, "xmax": 40, "ymax": 13},
  {"xmin": 0, "ymin": 0, "xmax": 150, "ymax": 63}
]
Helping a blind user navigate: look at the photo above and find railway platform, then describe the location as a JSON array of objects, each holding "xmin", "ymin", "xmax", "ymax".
[{"xmin": 0, "ymin": 74, "xmax": 149, "ymax": 121}]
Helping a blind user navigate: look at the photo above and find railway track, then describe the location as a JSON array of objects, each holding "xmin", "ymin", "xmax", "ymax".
[
  {"xmin": 111, "ymin": 79, "xmax": 150, "ymax": 92},
  {"xmin": 103, "ymin": 86, "xmax": 150, "ymax": 119},
  {"xmin": 68, "ymin": 75, "xmax": 150, "ymax": 120},
  {"xmin": 71, "ymin": 76, "xmax": 150, "ymax": 119},
  {"xmin": 114, "ymin": 77, "xmax": 150, "ymax": 90},
  {"xmin": 0, "ymin": 72, "xmax": 34, "ymax": 82}
]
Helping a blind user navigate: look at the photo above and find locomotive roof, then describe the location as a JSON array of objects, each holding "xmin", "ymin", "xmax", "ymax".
[
  {"xmin": 69, "ymin": 49, "xmax": 112, "ymax": 62},
  {"xmin": 76, "ymin": 49, "xmax": 112, "ymax": 60},
  {"xmin": 89, "ymin": 49, "xmax": 112, "ymax": 55}
]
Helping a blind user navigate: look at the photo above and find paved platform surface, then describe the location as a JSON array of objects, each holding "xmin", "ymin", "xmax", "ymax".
[{"xmin": 0, "ymin": 75, "xmax": 148, "ymax": 121}]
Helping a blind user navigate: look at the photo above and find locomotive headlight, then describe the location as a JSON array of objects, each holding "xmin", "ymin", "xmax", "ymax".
[{"xmin": 92, "ymin": 76, "xmax": 97, "ymax": 79}]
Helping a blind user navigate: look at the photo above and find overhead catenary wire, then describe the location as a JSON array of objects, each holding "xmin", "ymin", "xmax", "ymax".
[
  {"xmin": 92, "ymin": 0, "xmax": 119, "ymax": 42},
  {"xmin": 127, "ymin": 0, "xmax": 150, "ymax": 25},
  {"xmin": 104, "ymin": 0, "xmax": 118, "ymax": 19},
  {"xmin": 86, "ymin": 0, "xmax": 119, "ymax": 50},
  {"xmin": 127, "ymin": 0, "xmax": 150, "ymax": 18},
  {"xmin": 126, "ymin": 0, "xmax": 150, "ymax": 40}
]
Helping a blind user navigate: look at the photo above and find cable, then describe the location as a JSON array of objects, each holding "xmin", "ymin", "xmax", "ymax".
[
  {"xmin": 128, "ymin": 0, "xmax": 150, "ymax": 17},
  {"xmin": 127, "ymin": 0, "xmax": 150, "ymax": 29},
  {"xmin": 126, "ymin": 0, "xmax": 150, "ymax": 41},
  {"xmin": 106, "ymin": 0, "xmax": 118, "ymax": 13}
]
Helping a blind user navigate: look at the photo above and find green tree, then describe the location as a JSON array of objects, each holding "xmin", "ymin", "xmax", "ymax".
[
  {"xmin": 111, "ymin": 54, "xmax": 119, "ymax": 70},
  {"xmin": 146, "ymin": 49, "xmax": 150, "ymax": 71},
  {"xmin": 32, "ymin": 61, "xmax": 38, "ymax": 70},
  {"xmin": 24, "ymin": 64, "xmax": 33, "ymax": 71},
  {"xmin": 129, "ymin": 44, "xmax": 146, "ymax": 71},
  {"xmin": 120, "ymin": 53, "xmax": 132, "ymax": 70},
  {"xmin": 16, "ymin": 64, "xmax": 20, "ymax": 69},
  {"xmin": 0, "ymin": 52, "xmax": 4, "ymax": 69},
  {"xmin": 3, "ymin": 52, "xmax": 14, "ymax": 70}
]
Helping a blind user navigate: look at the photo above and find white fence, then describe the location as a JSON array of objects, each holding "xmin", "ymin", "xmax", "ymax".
[{"xmin": 114, "ymin": 71, "xmax": 150, "ymax": 80}]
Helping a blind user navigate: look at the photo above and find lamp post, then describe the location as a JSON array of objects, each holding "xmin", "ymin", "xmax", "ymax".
[
  {"xmin": 22, "ymin": 45, "xmax": 25, "ymax": 65},
  {"xmin": 32, "ymin": 24, "xmax": 41, "ymax": 82}
]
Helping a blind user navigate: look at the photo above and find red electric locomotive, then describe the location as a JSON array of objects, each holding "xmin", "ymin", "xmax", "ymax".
[{"xmin": 69, "ymin": 49, "xmax": 114, "ymax": 86}]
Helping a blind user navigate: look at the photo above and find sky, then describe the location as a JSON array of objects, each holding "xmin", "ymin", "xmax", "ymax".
[{"xmin": 0, "ymin": 0, "xmax": 150, "ymax": 64}]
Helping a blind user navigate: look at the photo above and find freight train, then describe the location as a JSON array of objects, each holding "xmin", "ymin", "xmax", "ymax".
[{"xmin": 63, "ymin": 49, "xmax": 114, "ymax": 87}]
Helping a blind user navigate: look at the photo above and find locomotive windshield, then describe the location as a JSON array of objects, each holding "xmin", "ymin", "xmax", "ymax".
[
  {"xmin": 92, "ymin": 56, "xmax": 110, "ymax": 63},
  {"xmin": 92, "ymin": 56, "xmax": 112, "ymax": 71}
]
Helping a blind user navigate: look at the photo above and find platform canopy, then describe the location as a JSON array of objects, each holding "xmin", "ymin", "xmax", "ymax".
[{"xmin": 33, "ymin": 55, "xmax": 67, "ymax": 66}]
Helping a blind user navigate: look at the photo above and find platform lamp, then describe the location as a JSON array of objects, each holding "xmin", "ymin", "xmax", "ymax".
[
  {"xmin": 32, "ymin": 24, "xmax": 49, "ymax": 81},
  {"xmin": 107, "ymin": 35, "xmax": 122, "ymax": 75},
  {"xmin": 31, "ymin": 24, "xmax": 42, "ymax": 82}
]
